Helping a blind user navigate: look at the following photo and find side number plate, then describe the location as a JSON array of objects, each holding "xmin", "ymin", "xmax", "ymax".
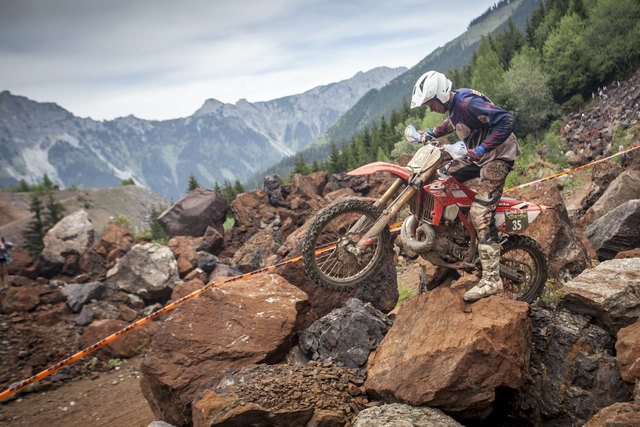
[{"xmin": 505, "ymin": 212, "xmax": 528, "ymax": 233}]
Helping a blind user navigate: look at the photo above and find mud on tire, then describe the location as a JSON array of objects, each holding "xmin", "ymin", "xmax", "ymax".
[
  {"xmin": 500, "ymin": 234, "xmax": 548, "ymax": 303},
  {"xmin": 302, "ymin": 198, "xmax": 391, "ymax": 292}
]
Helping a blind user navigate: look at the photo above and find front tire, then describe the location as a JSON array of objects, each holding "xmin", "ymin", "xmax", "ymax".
[
  {"xmin": 499, "ymin": 235, "xmax": 548, "ymax": 303},
  {"xmin": 302, "ymin": 198, "xmax": 391, "ymax": 292}
]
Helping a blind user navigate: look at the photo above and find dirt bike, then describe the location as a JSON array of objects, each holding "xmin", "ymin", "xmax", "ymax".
[{"xmin": 302, "ymin": 126, "xmax": 548, "ymax": 303}]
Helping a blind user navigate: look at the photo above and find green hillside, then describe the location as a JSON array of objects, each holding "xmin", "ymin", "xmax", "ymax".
[{"xmin": 247, "ymin": 0, "xmax": 541, "ymax": 188}]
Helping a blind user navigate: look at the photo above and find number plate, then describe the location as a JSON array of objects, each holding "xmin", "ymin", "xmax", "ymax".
[{"xmin": 505, "ymin": 212, "xmax": 528, "ymax": 233}]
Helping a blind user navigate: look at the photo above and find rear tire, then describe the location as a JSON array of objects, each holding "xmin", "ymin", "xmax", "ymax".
[
  {"xmin": 499, "ymin": 235, "xmax": 548, "ymax": 303},
  {"xmin": 302, "ymin": 198, "xmax": 391, "ymax": 292}
]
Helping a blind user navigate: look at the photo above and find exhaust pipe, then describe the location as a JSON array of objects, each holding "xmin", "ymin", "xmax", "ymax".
[{"xmin": 401, "ymin": 215, "xmax": 435, "ymax": 253}]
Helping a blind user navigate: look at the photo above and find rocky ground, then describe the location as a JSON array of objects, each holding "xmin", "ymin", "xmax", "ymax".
[{"xmin": 0, "ymin": 356, "xmax": 154, "ymax": 426}]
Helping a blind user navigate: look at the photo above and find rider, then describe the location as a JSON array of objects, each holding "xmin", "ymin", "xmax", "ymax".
[{"xmin": 410, "ymin": 70, "xmax": 521, "ymax": 302}]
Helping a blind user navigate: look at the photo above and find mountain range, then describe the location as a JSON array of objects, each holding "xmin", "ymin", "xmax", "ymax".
[{"xmin": 0, "ymin": 67, "xmax": 404, "ymax": 201}]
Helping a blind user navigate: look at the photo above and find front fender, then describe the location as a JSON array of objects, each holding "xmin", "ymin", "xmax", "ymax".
[{"xmin": 347, "ymin": 162, "xmax": 410, "ymax": 180}]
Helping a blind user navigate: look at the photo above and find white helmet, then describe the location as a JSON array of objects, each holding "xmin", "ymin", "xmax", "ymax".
[{"xmin": 410, "ymin": 71, "xmax": 452, "ymax": 108}]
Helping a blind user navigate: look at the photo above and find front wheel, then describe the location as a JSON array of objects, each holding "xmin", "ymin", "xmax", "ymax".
[
  {"xmin": 302, "ymin": 198, "xmax": 391, "ymax": 292},
  {"xmin": 499, "ymin": 235, "xmax": 548, "ymax": 303}
]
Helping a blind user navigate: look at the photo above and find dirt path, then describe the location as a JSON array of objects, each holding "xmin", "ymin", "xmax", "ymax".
[{"xmin": 0, "ymin": 356, "xmax": 155, "ymax": 426}]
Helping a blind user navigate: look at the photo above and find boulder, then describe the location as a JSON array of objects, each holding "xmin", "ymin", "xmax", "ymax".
[
  {"xmin": 106, "ymin": 243, "xmax": 179, "ymax": 302},
  {"xmin": 586, "ymin": 199, "xmax": 640, "ymax": 260},
  {"xmin": 79, "ymin": 318, "xmax": 158, "ymax": 361},
  {"xmin": 231, "ymin": 228, "xmax": 281, "ymax": 273},
  {"xmin": 299, "ymin": 298, "xmax": 392, "ymax": 370},
  {"xmin": 324, "ymin": 172, "xmax": 371, "ymax": 197},
  {"xmin": 262, "ymin": 174, "xmax": 286, "ymax": 207},
  {"xmin": 196, "ymin": 251, "xmax": 217, "ymax": 273},
  {"xmin": 157, "ymin": 188, "xmax": 227, "ymax": 238},
  {"xmin": 209, "ymin": 263, "xmax": 243, "ymax": 281},
  {"xmin": 615, "ymin": 319, "xmax": 640, "ymax": 392},
  {"xmin": 61, "ymin": 281, "xmax": 109, "ymax": 313},
  {"xmin": 192, "ymin": 362, "xmax": 362, "ymax": 426},
  {"xmin": 168, "ymin": 236, "xmax": 198, "ymax": 277},
  {"xmin": 284, "ymin": 171, "xmax": 328, "ymax": 210},
  {"xmin": 580, "ymin": 169, "xmax": 640, "ymax": 227},
  {"xmin": 509, "ymin": 182, "xmax": 593, "ymax": 277},
  {"xmin": 513, "ymin": 305, "xmax": 629, "ymax": 426},
  {"xmin": 139, "ymin": 273, "xmax": 309, "ymax": 426},
  {"xmin": 560, "ymin": 257, "xmax": 640, "ymax": 333},
  {"xmin": 230, "ymin": 190, "xmax": 279, "ymax": 232},
  {"xmin": 353, "ymin": 403, "xmax": 462, "ymax": 427},
  {"xmin": 40, "ymin": 210, "xmax": 97, "ymax": 275},
  {"xmin": 572, "ymin": 161, "xmax": 624, "ymax": 222},
  {"xmin": 92, "ymin": 221, "xmax": 134, "ymax": 259},
  {"xmin": 584, "ymin": 402, "xmax": 640, "ymax": 427},
  {"xmin": 1, "ymin": 285, "xmax": 39, "ymax": 313},
  {"xmin": 365, "ymin": 287, "xmax": 530, "ymax": 420}
]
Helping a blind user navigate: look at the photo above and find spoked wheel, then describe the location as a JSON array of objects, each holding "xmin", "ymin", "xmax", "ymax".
[
  {"xmin": 302, "ymin": 198, "xmax": 390, "ymax": 291},
  {"xmin": 499, "ymin": 235, "xmax": 548, "ymax": 303}
]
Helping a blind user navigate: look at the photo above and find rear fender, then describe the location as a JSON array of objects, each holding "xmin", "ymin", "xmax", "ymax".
[
  {"xmin": 348, "ymin": 162, "xmax": 410, "ymax": 180},
  {"xmin": 495, "ymin": 197, "xmax": 548, "ymax": 233}
]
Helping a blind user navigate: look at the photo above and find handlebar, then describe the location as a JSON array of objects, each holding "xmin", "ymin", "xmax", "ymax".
[{"xmin": 404, "ymin": 125, "xmax": 437, "ymax": 145}]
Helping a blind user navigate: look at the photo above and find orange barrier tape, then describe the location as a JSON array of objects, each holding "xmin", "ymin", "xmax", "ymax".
[
  {"xmin": 505, "ymin": 144, "xmax": 640, "ymax": 193},
  {"xmin": 0, "ymin": 255, "xmax": 302, "ymax": 401}
]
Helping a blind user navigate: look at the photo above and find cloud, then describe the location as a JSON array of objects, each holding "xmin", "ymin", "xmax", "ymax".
[{"xmin": 0, "ymin": 0, "xmax": 497, "ymax": 120}]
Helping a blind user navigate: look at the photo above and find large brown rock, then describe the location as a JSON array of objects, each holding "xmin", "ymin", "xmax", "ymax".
[
  {"xmin": 158, "ymin": 188, "xmax": 227, "ymax": 238},
  {"xmin": 365, "ymin": 287, "xmax": 531, "ymax": 420},
  {"xmin": 1, "ymin": 284, "xmax": 39, "ymax": 313},
  {"xmin": 139, "ymin": 272, "xmax": 309, "ymax": 426},
  {"xmin": 79, "ymin": 318, "xmax": 158, "ymax": 361},
  {"xmin": 584, "ymin": 402, "xmax": 640, "ymax": 427},
  {"xmin": 615, "ymin": 319, "xmax": 640, "ymax": 392},
  {"xmin": 231, "ymin": 228, "xmax": 281, "ymax": 273},
  {"xmin": 560, "ymin": 257, "xmax": 640, "ymax": 334},
  {"xmin": 167, "ymin": 236, "xmax": 198, "ymax": 277},
  {"xmin": 93, "ymin": 221, "xmax": 134, "ymax": 257},
  {"xmin": 509, "ymin": 182, "xmax": 594, "ymax": 277}
]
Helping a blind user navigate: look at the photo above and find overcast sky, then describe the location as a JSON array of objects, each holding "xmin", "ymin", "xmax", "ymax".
[{"xmin": 1, "ymin": 0, "xmax": 497, "ymax": 121}]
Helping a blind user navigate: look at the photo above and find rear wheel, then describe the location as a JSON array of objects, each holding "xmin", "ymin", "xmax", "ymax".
[
  {"xmin": 302, "ymin": 198, "xmax": 391, "ymax": 291},
  {"xmin": 499, "ymin": 235, "xmax": 548, "ymax": 302}
]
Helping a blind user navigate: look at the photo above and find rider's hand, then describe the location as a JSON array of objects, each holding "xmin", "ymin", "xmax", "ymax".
[
  {"xmin": 418, "ymin": 129, "xmax": 436, "ymax": 144},
  {"xmin": 466, "ymin": 146, "xmax": 486, "ymax": 162}
]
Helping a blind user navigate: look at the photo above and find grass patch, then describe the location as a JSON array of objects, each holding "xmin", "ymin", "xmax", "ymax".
[{"xmin": 396, "ymin": 282, "xmax": 415, "ymax": 307}]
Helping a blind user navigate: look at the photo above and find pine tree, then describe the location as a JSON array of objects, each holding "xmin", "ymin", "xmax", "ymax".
[
  {"xmin": 233, "ymin": 179, "xmax": 245, "ymax": 196},
  {"xmin": 44, "ymin": 194, "xmax": 66, "ymax": 229},
  {"xmin": 22, "ymin": 195, "xmax": 46, "ymax": 257},
  {"xmin": 187, "ymin": 173, "xmax": 200, "ymax": 192},
  {"xmin": 149, "ymin": 208, "xmax": 169, "ymax": 243}
]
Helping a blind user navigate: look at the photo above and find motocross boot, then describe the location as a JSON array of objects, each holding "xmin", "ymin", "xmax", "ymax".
[{"xmin": 464, "ymin": 243, "xmax": 503, "ymax": 302}]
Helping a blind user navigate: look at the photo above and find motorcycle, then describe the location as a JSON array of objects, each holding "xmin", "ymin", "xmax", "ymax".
[{"xmin": 301, "ymin": 126, "xmax": 548, "ymax": 303}]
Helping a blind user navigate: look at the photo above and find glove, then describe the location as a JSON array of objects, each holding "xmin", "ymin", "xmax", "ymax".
[
  {"xmin": 466, "ymin": 145, "xmax": 487, "ymax": 162},
  {"xmin": 418, "ymin": 129, "xmax": 436, "ymax": 144}
]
